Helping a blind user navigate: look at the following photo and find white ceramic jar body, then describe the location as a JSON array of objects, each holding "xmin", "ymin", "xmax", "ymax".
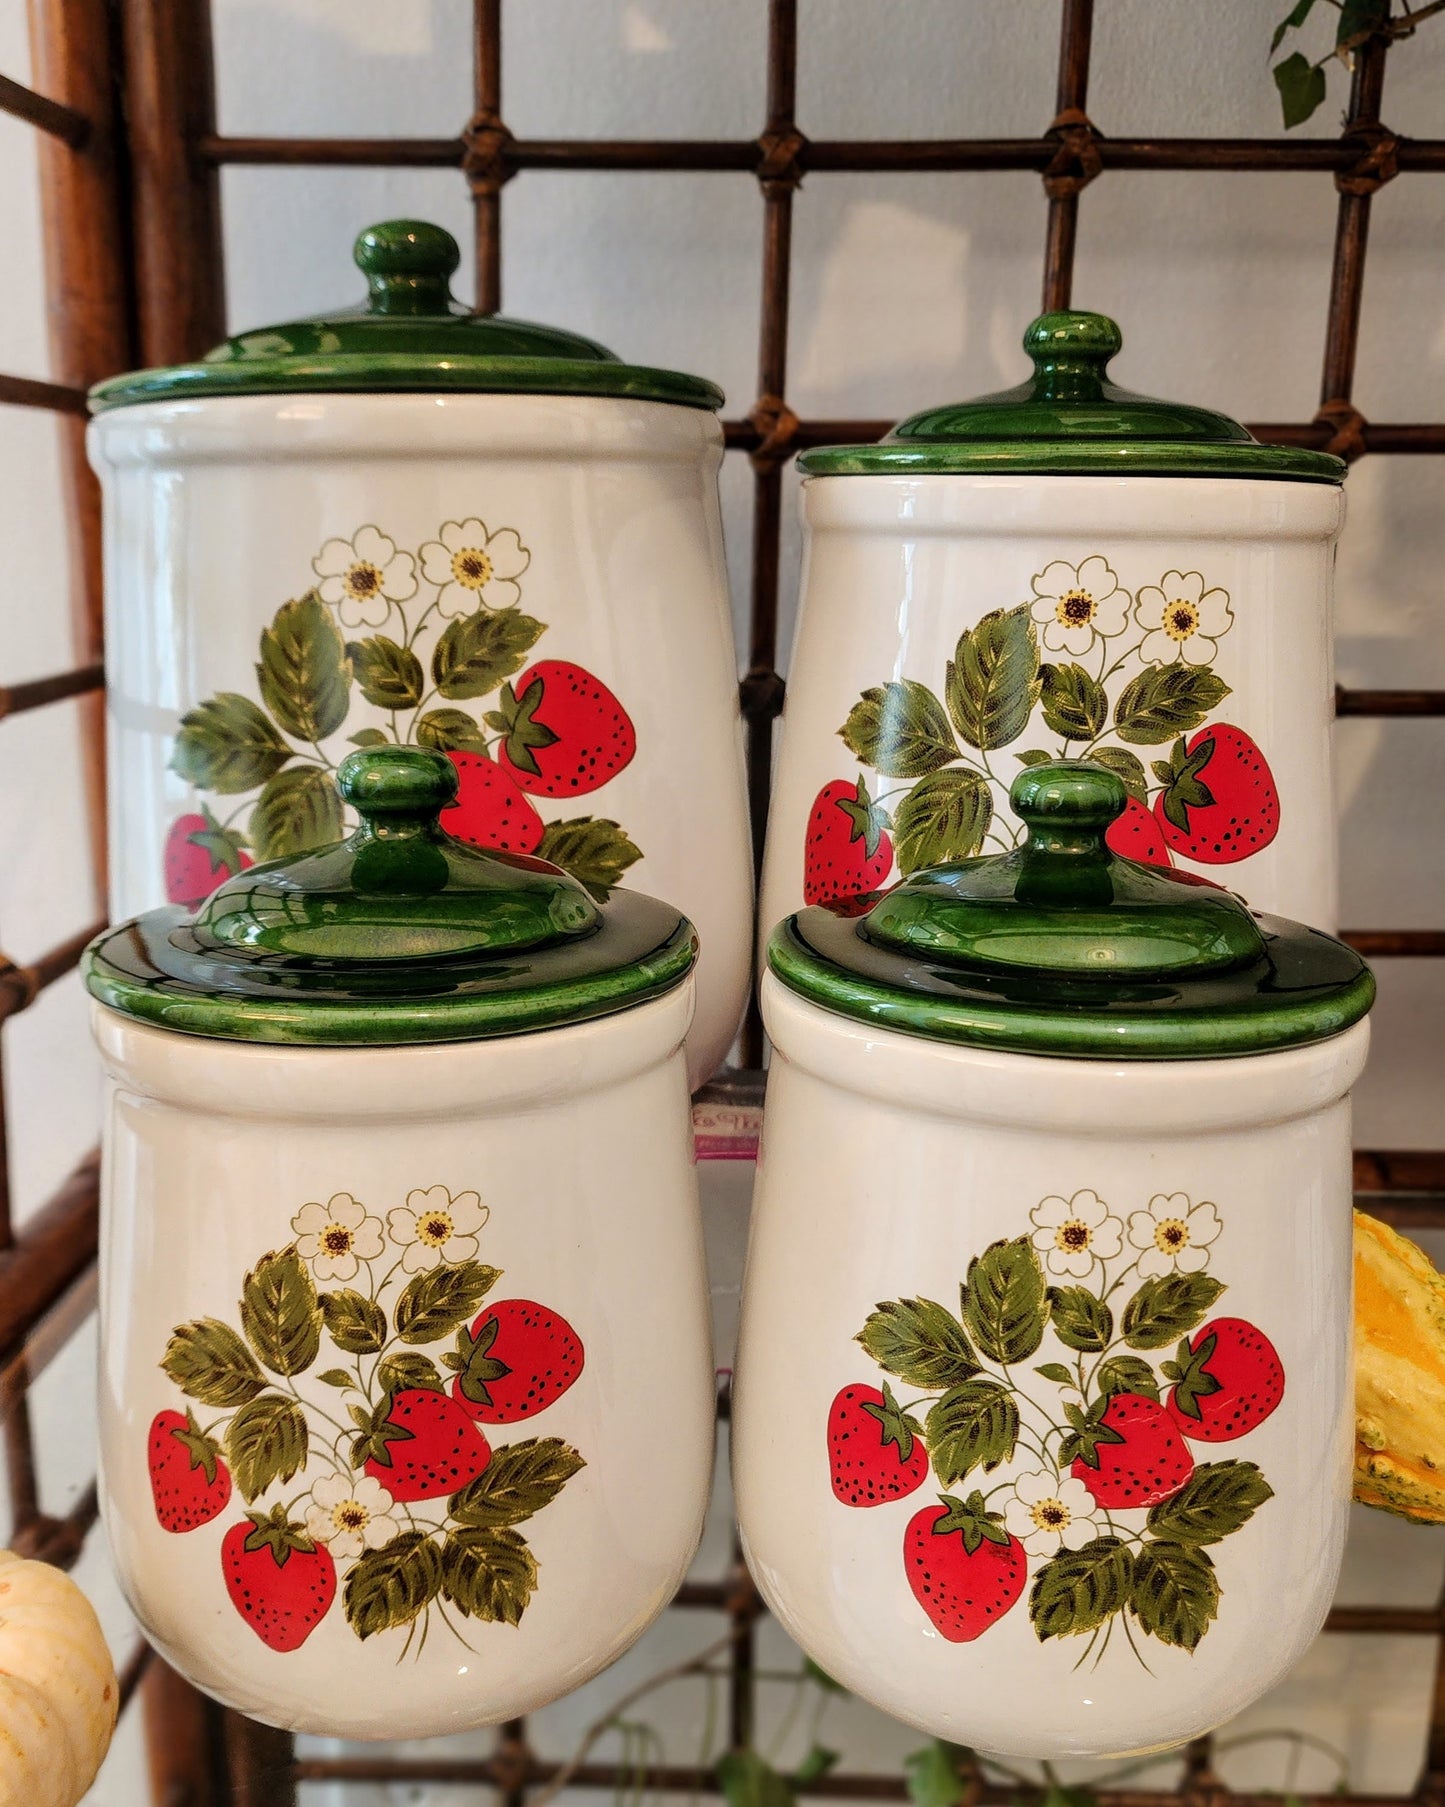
[
  {"xmin": 733, "ymin": 977, "xmax": 1368, "ymax": 1759},
  {"xmin": 89, "ymin": 392, "xmax": 750, "ymax": 1087},
  {"xmin": 761, "ymin": 474, "xmax": 1344, "ymax": 948},
  {"xmin": 94, "ymin": 986, "xmax": 714, "ymax": 1740}
]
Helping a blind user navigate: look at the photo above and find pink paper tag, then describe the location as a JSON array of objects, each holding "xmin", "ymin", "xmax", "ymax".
[{"xmin": 692, "ymin": 1101, "xmax": 762, "ymax": 1162}]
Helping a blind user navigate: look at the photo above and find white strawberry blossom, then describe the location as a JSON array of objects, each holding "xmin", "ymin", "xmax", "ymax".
[
  {"xmin": 291, "ymin": 1193, "xmax": 384, "ymax": 1282},
  {"xmin": 303, "ymin": 1473, "xmax": 400, "ymax": 1560},
  {"xmin": 1029, "ymin": 555, "xmax": 1130, "ymax": 656},
  {"xmin": 1005, "ymin": 1471, "xmax": 1100, "ymax": 1555},
  {"xmin": 419, "ymin": 519, "xmax": 530, "ymax": 616},
  {"xmin": 387, "ymin": 1185, "xmax": 489, "ymax": 1272},
  {"xmin": 1029, "ymin": 1188, "xmax": 1123, "ymax": 1278},
  {"xmin": 311, "ymin": 525, "xmax": 416, "ymax": 629},
  {"xmin": 1134, "ymin": 570, "xmax": 1234, "ymax": 667},
  {"xmin": 1127, "ymin": 1192, "xmax": 1222, "ymax": 1277}
]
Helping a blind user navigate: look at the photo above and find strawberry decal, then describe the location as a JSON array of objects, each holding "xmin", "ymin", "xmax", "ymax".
[
  {"xmin": 441, "ymin": 753, "xmax": 544, "ymax": 854},
  {"xmin": 164, "ymin": 807, "xmax": 252, "ymax": 906},
  {"xmin": 828, "ymin": 1382, "xmax": 928, "ymax": 1507},
  {"xmin": 847, "ymin": 1189, "xmax": 1277, "ymax": 1663},
  {"xmin": 1153, "ymin": 724, "xmax": 1280, "ymax": 864},
  {"xmin": 152, "ymin": 1183, "xmax": 585, "ymax": 1658},
  {"xmin": 803, "ymin": 777, "xmax": 894, "ymax": 907},
  {"xmin": 493, "ymin": 660, "xmax": 637, "ymax": 797},
  {"xmin": 1104, "ymin": 796, "xmax": 1171, "ymax": 870},
  {"xmin": 148, "ymin": 1408, "xmax": 232, "ymax": 1532}
]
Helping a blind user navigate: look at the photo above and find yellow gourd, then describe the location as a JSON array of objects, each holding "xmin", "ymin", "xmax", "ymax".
[
  {"xmin": 1354, "ymin": 1210, "xmax": 1445, "ymax": 1522},
  {"xmin": 0, "ymin": 1550, "xmax": 117, "ymax": 1807}
]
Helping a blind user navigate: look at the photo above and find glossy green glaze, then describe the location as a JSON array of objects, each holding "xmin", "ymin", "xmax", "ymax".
[
  {"xmin": 84, "ymin": 746, "xmax": 697, "ymax": 1045},
  {"xmin": 798, "ymin": 311, "xmax": 1343, "ymax": 483},
  {"xmin": 90, "ymin": 219, "xmax": 723, "ymax": 415},
  {"xmin": 768, "ymin": 758, "xmax": 1373, "ymax": 1060}
]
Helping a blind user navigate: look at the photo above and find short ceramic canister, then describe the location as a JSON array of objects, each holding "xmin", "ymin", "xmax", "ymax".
[
  {"xmin": 83, "ymin": 747, "xmax": 716, "ymax": 1741},
  {"xmin": 88, "ymin": 218, "xmax": 750, "ymax": 1089},
  {"xmin": 758, "ymin": 310, "xmax": 1348, "ymax": 958},
  {"xmin": 734, "ymin": 762, "xmax": 1374, "ymax": 1760}
]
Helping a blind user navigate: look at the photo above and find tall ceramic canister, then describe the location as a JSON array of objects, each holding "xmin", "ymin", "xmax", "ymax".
[
  {"xmin": 88, "ymin": 218, "xmax": 750, "ymax": 1088},
  {"xmin": 759, "ymin": 310, "xmax": 1347, "ymax": 951},
  {"xmin": 734, "ymin": 762, "xmax": 1374, "ymax": 1759},
  {"xmin": 84, "ymin": 746, "xmax": 716, "ymax": 1739}
]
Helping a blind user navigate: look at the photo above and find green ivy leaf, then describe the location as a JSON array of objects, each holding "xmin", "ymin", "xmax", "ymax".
[
  {"xmin": 348, "ymin": 636, "xmax": 424, "ymax": 711},
  {"xmin": 1029, "ymin": 1535, "xmax": 1134, "ymax": 1641},
  {"xmin": 1122, "ymin": 1273, "xmax": 1227, "ymax": 1351},
  {"xmin": 804, "ymin": 1657, "xmax": 845, "ymax": 1693},
  {"xmin": 1271, "ymin": 0, "xmax": 1318, "ymax": 55},
  {"xmin": 1129, "ymin": 1540, "xmax": 1220, "ymax": 1649},
  {"xmin": 1273, "ymin": 49, "xmax": 1329, "ymax": 127},
  {"xmin": 449, "ymin": 1437, "xmax": 586, "ymax": 1528},
  {"xmin": 891, "ymin": 769, "xmax": 993, "ymax": 874},
  {"xmin": 439, "ymin": 1525, "xmax": 538, "ymax": 1624},
  {"xmin": 160, "ymin": 1318, "xmax": 266, "ymax": 1408},
  {"xmin": 1087, "ymin": 745, "xmax": 1149, "ymax": 805},
  {"xmin": 257, "ymin": 592, "xmax": 351, "ymax": 742},
  {"xmin": 415, "ymin": 707, "xmax": 488, "ymax": 753},
  {"xmin": 904, "ymin": 1743, "xmax": 974, "ymax": 1807},
  {"xmin": 924, "ymin": 1380, "xmax": 1019, "ymax": 1485},
  {"xmin": 319, "ymin": 1288, "xmax": 387, "ymax": 1356},
  {"xmin": 794, "ymin": 1746, "xmax": 840, "ymax": 1786},
  {"xmin": 855, "ymin": 1298, "xmax": 980, "ymax": 1389},
  {"xmin": 1096, "ymin": 1354, "xmax": 1161, "ymax": 1401},
  {"xmin": 1047, "ymin": 1285, "xmax": 1113, "ymax": 1354},
  {"xmin": 716, "ymin": 1751, "xmax": 796, "ymax": 1807},
  {"xmin": 170, "ymin": 693, "xmax": 294, "ymax": 794},
  {"xmin": 394, "ymin": 1260, "xmax": 501, "ymax": 1346},
  {"xmin": 838, "ymin": 680, "xmax": 958, "ymax": 778},
  {"xmin": 250, "ymin": 764, "xmax": 344, "ymax": 861},
  {"xmin": 1039, "ymin": 662, "xmax": 1107, "ymax": 741},
  {"xmin": 224, "ymin": 1393, "xmax": 308, "ymax": 1502},
  {"xmin": 343, "ymin": 1530, "xmax": 444, "ymax": 1639},
  {"xmin": 536, "ymin": 816, "xmax": 644, "ymax": 903},
  {"xmin": 944, "ymin": 605, "xmax": 1040, "ymax": 751},
  {"xmin": 377, "ymin": 1352, "xmax": 445, "ymax": 1395},
  {"xmin": 431, "ymin": 607, "xmax": 544, "ymax": 700},
  {"xmin": 962, "ymin": 1236, "xmax": 1047, "ymax": 1364},
  {"xmin": 240, "ymin": 1246, "xmax": 322, "ymax": 1377},
  {"xmin": 1111, "ymin": 666, "xmax": 1231, "ymax": 746},
  {"xmin": 1145, "ymin": 1461, "xmax": 1274, "ymax": 1546}
]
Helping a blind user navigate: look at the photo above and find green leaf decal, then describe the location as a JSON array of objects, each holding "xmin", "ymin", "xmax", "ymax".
[
  {"xmin": 1111, "ymin": 666, "xmax": 1232, "ymax": 746},
  {"xmin": 394, "ymin": 1260, "xmax": 501, "ymax": 1346},
  {"xmin": 449, "ymin": 1437, "xmax": 586, "ymax": 1528},
  {"xmin": 1035, "ymin": 1361, "xmax": 1076, "ymax": 1385},
  {"xmin": 160, "ymin": 1318, "xmax": 266, "ymax": 1408},
  {"xmin": 1129, "ymin": 1541, "xmax": 1220, "ymax": 1649},
  {"xmin": 240, "ymin": 1246, "xmax": 322, "ymax": 1377},
  {"xmin": 716, "ymin": 1751, "xmax": 797, "ymax": 1807},
  {"xmin": 859, "ymin": 1381, "xmax": 922, "ymax": 1463},
  {"xmin": 1122, "ymin": 1272, "xmax": 1227, "ymax": 1350},
  {"xmin": 257, "ymin": 592, "xmax": 351, "ymax": 742},
  {"xmin": 377, "ymin": 1352, "xmax": 445, "ymax": 1395},
  {"xmin": 319, "ymin": 1288, "xmax": 387, "ymax": 1356},
  {"xmin": 1029, "ymin": 1535, "xmax": 1134, "ymax": 1641},
  {"xmin": 250, "ymin": 764, "xmax": 344, "ymax": 861},
  {"xmin": 431, "ymin": 607, "xmax": 544, "ymax": 700},
  {"xmin": 1087, "ymin": 744, "xmax": 1149, "ymax": 805},
  {"xmin": 962, "ymin": 1236, "xmax": 1047, "ymax": 1364},
  {"xmin": 855, "ymin": 1297, "xmax": 979, "ymax": 1389},
  {"xmin": 891, "ymin": 769, "xmax": 993, "ymax": 874},
  {"xmin": 536, "ymin": 817, "xmax": 643, "ymax": 903},
  {"xmin": 1039, "ymin": 662, "xmax": 1107, "ymax": 741},
  {"xmin": 439, "ymin": 1525, "xmax": 538, "ymax": 1624},
  {"xmin": 1273, "ymin": 49, "xmax": 1328, "ymax": 128},
  {"xmin": 317, "ymin": 1368, "xmax": 353, "ymax": 1388},
  {"xmin": 347, "ymin": 727, "xmax": 389, "ymax": 748},
  {"xmin": 348, "ymin": 636, "xmax": 424, "ymax": 711},
  {"xmin": 944, "ymin": 605, "xmax": 1040, "ymax": 751},
  {"xmin": 838, "ymin": 680, "xmax": 958, "ymax": 779},
  {"xmin": 1046, "ymin": 1285, "xmax": 1113, "ymax": 1354},
  {"xmin": 414, "ymin": 707, "xmax": 488, "ymax": 753},
  {"xmin": 904, "ymin": 1742, "xmax": 974, "ymax": 1807},
  {"xmin": 343, "ymin": 1530, "xmax": 444, "ymax": 1640},
  {"xmin": 170, "ymin": 693, "xmax": 293, "ymax": 794},
  {"xmin": 1096, "ymin": 1354, "xmax": 1161, "ymax": 1401},
  {"xmin": 1146, "ymin": 1461, "xmax": 1274, "ymax": 1546},
  {"xmin": 924, "ymin": 1380, "xmax": 1019, "ymax": 1484},
  {"xmin": 224, "ymin": 1393, "xmax": 308, "ymax": 1502}
]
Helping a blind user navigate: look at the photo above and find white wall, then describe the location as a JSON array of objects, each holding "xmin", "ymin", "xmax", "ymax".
[{"xmin": 3, "ymin": 2, "xmax": 1445, "ymax": 1800}]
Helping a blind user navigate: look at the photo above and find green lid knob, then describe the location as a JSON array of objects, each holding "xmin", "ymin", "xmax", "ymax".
[
  {"xmin": 1021, "ymin": 311, "xmax": 1122, "ymax": 405},
  {"xmin": 337, "ymin": 745, "xmax": 460, "ymax": 820},
  {"xmin": 353, "ymin": 219, "xmax": 460, "ymax": 318}
]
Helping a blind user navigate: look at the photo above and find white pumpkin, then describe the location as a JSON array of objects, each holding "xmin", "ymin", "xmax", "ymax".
[{"xmin": 0, "ymin": 1550, "xmax": 117, "ymax": 1807}]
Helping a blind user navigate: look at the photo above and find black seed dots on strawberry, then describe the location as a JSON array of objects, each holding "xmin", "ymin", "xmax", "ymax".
[{"xmin": 827, "ymin": 1384, "xmax": 926, "ymax": 1506}]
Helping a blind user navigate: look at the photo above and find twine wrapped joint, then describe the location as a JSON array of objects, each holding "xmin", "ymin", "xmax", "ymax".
[
  {"xmin": 1043, "ymin": 106, "xmax": 1103, "ymax": 201},
  {"xmin": 461, "ymin": 107, "xmax": 517, "ymax": 195},
  {"xmin": 746, "ymin": 392, "xmax": 800, "ymax": 472},
  {"xmin": 1337, "ymin": 122, "xmax": 1400, "ymax": 196},
  {"xmin": 1316, "ymin": 397, "xmax": 1369, "ymax": 462},
  {"xmin": 756, "ymin": 123, "xmax": 807, "ymax": 193}
]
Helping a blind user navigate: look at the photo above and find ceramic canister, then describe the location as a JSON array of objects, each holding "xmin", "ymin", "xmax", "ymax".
[
  {"xmin": 83, "ymin": 747, "xmax": 716, "ymax": 1741},
  {"xmin": 758, "ymin": 310, "xmax": 1348, "ymax": 956},
  {"xmin": 734, "ymin": 762, "xmax": 1374, "ymax": 1760},
  {"xmin": 88, "ymin": 218, "xmax": 750, "ymax": 1090}
]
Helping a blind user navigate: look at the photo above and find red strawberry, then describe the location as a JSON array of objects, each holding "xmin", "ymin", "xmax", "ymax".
[
  {"xmin": 147, "ymin": 1408, "xmax": 231, "ymax": 1532},
  {"xmin": 903, "ymin": 1493, "xmax": 1026, "ymax": 1642},
  {"xmin": 828, "ymin": 1382, "xmax": 928, "ymax": 1507},
  {"xmin": 1152, "ymin": 724, "xmax": 1280, "ymax": 865},
  {"xmin": 1165, "ymin": 1317, "xmax": 1286, "ymax": 1442},
  {"xmin": 222, "ymin": 1507, "xmax": 336, "ymax": 1651},
  {"xmin": 164, "ymin": 807, "xmax": 252, "ymax": 905},
  {"xmin": 1068, "ymin": 1392, "xmax": 1193, "ymax": 1510},
  {"xmin": 803, "ymin": 778, "xmax": 893, "ymax": 906},
  {"xmin": 1106, "ymin": 796, "xmax": 1172, "ymax": 869},
  {"xmin": 493, "ymin": 660, "xmax": 636, "ymax": 797},
  {"xmin": 446, "ymin": 1299, "xmax": 585, "ymax": 1424},
  {"xmin": 441, "ymin": 753, "xmax": 544, "ymax": 854},
  {"xmin": 360, "ymin": 1388, "xmax": 492, "ymax": 1501}
]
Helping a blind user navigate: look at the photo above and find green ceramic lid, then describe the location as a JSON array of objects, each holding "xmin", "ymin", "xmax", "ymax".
[
  {"xmin": 798, "ymin": 311, "xmax": 1344, "ymax": 483},
  {"xmin": 84, "ymin": 746, "xmax": 696, "ymax": 1045},
  {"xmin": 89, "ymin": 219, "xmax": 723, "ymax": 414},
  {"xmin": 769, "ymin": 760, "xmax": 1372, "ymax": 1060}
]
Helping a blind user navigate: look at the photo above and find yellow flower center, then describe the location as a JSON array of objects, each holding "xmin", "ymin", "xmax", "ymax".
[
  {"xmin": 1055, "ymin": 1220, "xmax": 1091, "ymax": 1253},
  {"xmin": 1154, "ymin": 1218, "xmax": 1190, "ymax": 1253},
  {"xmin": 344, "ymin": 561, "xmax": 383, "ymax": 599},
  {"xmin": 1031, "ymin": 1499, "xmax": 1070, "ymax": 1533},
  {"xmin": 332, "ymin": 1501, "xmax": 369, "ymax": 1534},
  {"xmin": 1056, "ymin": 588, "xmax": 1095, "ymax": 628},
  {"xmin": 419, "ymin": 1212, "xmax": 454, "ymax": 1247},
  {"xmin": 452, "ymin": 548, "xmax": 494, "ymax": 589},
  {"xmin": 321, "ymin": 1224, "xmax": 353, "ymax": 1256},
  {"xmin": 1164, "ymin": 599, "xmax": 1199, "ymax": 641}
]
